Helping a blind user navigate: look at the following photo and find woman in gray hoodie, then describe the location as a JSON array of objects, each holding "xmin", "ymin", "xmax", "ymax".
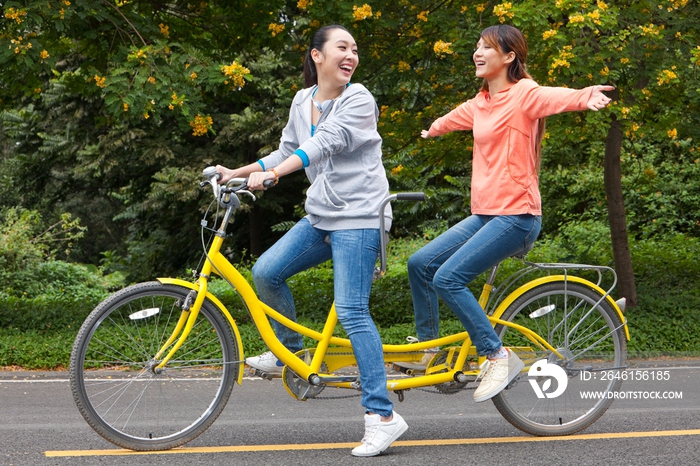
[{"xmin": 216, "ymin": 25, "xmax": 406, "ymax": 457}]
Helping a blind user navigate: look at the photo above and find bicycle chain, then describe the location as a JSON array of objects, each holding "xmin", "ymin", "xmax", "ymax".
[{"xmin": 255, "ymin": 349, "xmax": 479, "ymax": 400}]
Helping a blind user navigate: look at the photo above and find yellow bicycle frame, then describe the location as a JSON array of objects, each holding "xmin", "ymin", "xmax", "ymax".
[{"xmin": 150, "ymin": 207, "xmax": 629, "ymax": 394}]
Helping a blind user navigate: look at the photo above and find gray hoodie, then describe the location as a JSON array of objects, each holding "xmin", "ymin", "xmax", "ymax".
[{"xmin": 260, "ymin": 83, "xmax": 392, "ymax": 231}]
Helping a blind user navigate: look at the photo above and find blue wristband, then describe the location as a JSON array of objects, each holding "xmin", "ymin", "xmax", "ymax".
[
  {"xmin": 257, "ymin": 160, "xmax": 266, "ymax": 171},
  {"xmin": 294, "ymin": 149, "xmax": 310, "ymax": 168}
]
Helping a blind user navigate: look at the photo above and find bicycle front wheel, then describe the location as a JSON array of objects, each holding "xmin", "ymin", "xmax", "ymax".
[
  {"xmin": 70, "ymin": 282, "xmax": 240, "ymax": 450},
  {"xmin": 492, "ymin": 281, "xmax": 627, "ymax": 436}
]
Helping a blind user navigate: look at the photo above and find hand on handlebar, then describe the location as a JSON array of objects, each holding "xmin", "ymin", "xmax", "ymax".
[
  {"xmin": 215, "ymin": 165, "xmax": 238, "ymax": 185},
  {"xmin": 247, "ymin": 170, "xmax": 278, "ymax": 190}
]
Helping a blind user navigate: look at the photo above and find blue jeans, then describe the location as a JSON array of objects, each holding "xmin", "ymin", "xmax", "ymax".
[
  {"xmin": 252, "ymin": 217, "xmax": 393, "ymax": 417},
  {"xmin": 408, "ymin": 214, "xmax": 541, "ymax": 356}
]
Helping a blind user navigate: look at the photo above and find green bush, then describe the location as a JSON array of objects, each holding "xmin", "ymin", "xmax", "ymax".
[
  {"xmin": 0, "ymin": 208, "xmax": 46, "ymax": 272},
  {"xmin": 0, "ymin": 207, "xmax": 86, "ymax": 272},
  {"xmin": 1, "ymin": 234, "xmax": 699, "ymax": 369},
  {"xmin": 0, "ymin": 329, "xmax": 74, "ymax": 369},
  {"xmin": 627, "ymin": 234, "xmax": 700, "ymax": 356}
]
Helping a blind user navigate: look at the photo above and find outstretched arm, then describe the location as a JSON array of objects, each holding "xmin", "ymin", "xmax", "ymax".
[{"xmin": 587, "ymin": 85, "xmax": 615, "ymax": 111}]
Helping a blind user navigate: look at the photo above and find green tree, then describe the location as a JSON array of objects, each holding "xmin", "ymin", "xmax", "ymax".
[
  {"xmin": 1, "ymin": 0, "xmax": 304, "ymax": 277},
  {"xmin": 2, "ymin": 0, "xmax": 698, "ymax": 291}
]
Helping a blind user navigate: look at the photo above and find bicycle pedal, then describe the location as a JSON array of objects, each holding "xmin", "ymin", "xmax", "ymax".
[
  {"xmin": 391, "ymin": 364, "xmax": 426, "ymax": 377},
  {"xmin": 249, "ymin": 367, "xmax": 282, "ymax": 380},
  {"xmin": 505, "ymin": 375, "xmax": 521, "ymax": 390}
]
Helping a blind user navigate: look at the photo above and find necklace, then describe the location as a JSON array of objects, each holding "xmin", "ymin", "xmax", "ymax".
[
  {"xmin": 311, "ymin": 84, "xmax": 348, "ymax": 114},
  {"xmin": 312, "ymin": 98, "xmax": 326, "ymax": 113}
]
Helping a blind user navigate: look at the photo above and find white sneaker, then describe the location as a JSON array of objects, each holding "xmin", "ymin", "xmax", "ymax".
[
  {"xmin": 246, "ymin": 351, "xmax": 284, "ymax": 375},
  {"xmin": 473, "ymin": 348, "xmax": 524, "ymax": 402},
  {"xmin": 351, "ymin": 411, "xmax": 408, "ymax": 457}
]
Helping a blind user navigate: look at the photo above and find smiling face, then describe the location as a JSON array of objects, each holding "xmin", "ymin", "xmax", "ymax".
[
  {"xmin": 473, "ymin": 36, "xmax": 514, "ymax": 83},
  {"xmin": 311, "ymin": 28, "xmax": 358, "ymax": 89}
]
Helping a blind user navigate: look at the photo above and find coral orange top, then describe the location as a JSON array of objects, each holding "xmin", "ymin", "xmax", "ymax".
[{"xmin": 427, "ymin": 79, "xmax": 594, "ymax": 216}]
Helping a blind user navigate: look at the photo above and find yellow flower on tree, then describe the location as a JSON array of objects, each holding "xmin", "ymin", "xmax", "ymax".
[
  {"xmin": 493, "ymin": 2, "xmax": 514, "ymax": 23},
  {"xmin": 190, "ymin": 114, "xmax": 214, "ymax": 137},
  {"xmin": 569, "ymin": 13, "xmax": 585, "ymax": 24},
  {"xmin": 640, "ymin": 23, "xmax": 663, "ymax": 37},
  {"xmin": 4, "ymin": 7, "xmax": 28, "ymax": 24},
  {"xmin": 221, "ymin": 61, "xmax": 250, "ymax": 88},
  {"xmin": 94, "ymin": 75, "xmax": 107, "ymax": 88},
  {"xmin": 353, "ymin": 4, "xmax": 373, "ymax": 21},
  {"xmin": 587, "ymin": 10, "xmax": 602, "ymax": 25},
  {"xmin": 542, "ymin": 30, "xmax": 557, "ymax": 40},
  {"xmin": 433, "ymin": 40, "xmax": 454, "ymax": 57},
  {"xmin": 667, "ymin": 128, "xmax": 677, "ymax": 139},
  {"xmin": 159, "ymin": 23, "xmax": 170, "ymax": 38},
  {"xmin": 397, "ymin": 61, "xmax": 411, "ymax": 72},
  {"xmin": 417, "ymin": 11, "xmax": 429, "ymax": 22},
  {"xmin": 171, "ymin": 93, "xmax": 185, "ymax": 107},
  {"xmin": 548, "ymin": 46, "xmax": 574, "ymax": 75},
  {"xmin": 657, "ymin": 69, "xmax": 677, "ymax": 85},
  {"xmin": 297, "ymin": 0, "xmax": 312, "ymax": 9},
  {"xmin": 269, "ymin": 23, "xmax": 285, "ymax": 37},
  {"xmin": 129, "ymin": 48, "xmax": 148, "ymax": 61},
  {"xmin": 40, "ymin": 50, "xmax": 50, "ymax": 60}
]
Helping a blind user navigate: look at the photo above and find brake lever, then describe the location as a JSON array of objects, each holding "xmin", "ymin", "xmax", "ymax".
[
  {"xmin": 232, "ymin": 178, "xmax": 276, "ymax": 202},
  {"xmin": 237, "ymin": 189, "xmax": 256, "ymax": 202}
]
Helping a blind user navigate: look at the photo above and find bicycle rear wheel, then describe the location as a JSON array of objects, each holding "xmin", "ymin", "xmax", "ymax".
[
  {"xmin": 492, "ymin": 281, "xmax": 627, "ymax": 436},
  {"xmin": 70, "ymin": 282, "xmax": 239, "ymax": 450}
]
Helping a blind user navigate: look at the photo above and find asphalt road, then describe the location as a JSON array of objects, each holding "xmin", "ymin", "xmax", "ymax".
[{"xmin": 2, "ymin": 359, "xmax": 700, "ymax": 466}]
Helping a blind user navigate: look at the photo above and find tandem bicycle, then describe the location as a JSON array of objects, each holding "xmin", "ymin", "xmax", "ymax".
[{"xmin": 69, "ymin": 166, "xmax": 629, "ymax": 451}]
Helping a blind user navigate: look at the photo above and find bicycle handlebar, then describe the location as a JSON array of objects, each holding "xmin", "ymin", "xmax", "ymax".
[
  {"xmin": 201, "ymin": 166, "xmax": 276, "ymax": 204},
  {"xmin": 201, "ymin": 165, "xmax": 425, "ymax": 279}
]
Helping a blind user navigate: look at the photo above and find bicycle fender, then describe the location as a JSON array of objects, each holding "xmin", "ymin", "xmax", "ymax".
[
  {"xmin": 491, "ymin": 275, "xmax": 630, "ymax": 341},
  {"xmin": 157, "ymin": 277, "xmax": 245, "ymax": 385}
]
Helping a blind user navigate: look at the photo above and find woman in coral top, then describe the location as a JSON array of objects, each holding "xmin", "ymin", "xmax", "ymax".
[{"xmin": 400, "ymin": 24, "xmax": 613, "ymax": 402}]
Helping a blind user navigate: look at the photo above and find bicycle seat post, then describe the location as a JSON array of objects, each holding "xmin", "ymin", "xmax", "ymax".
[
  {"xmin": 376, "ymin": 192, "xmax": 426, "ymax": 279},
  {"xmin": 486, "ymin": 263, "xmax": 501, "ymax": 286}
]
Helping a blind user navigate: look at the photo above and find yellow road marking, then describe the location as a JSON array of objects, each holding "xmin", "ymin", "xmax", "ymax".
[{"xmin": 45, "ymin": 429, "xmax": 700, "ymax": 457}]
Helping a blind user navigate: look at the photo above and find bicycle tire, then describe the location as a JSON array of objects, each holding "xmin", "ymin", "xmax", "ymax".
[
  {"xmin": 69, "ymin": 281, "xmax": 239, "ymax": 450},
  {"xmin": 492, "ymin": 281, "xmax": 627, "ymax": 436}
]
